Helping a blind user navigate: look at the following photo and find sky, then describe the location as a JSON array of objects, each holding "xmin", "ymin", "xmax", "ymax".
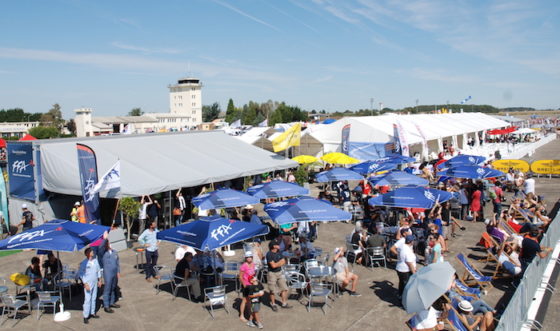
[{"xmin": 1, "ymin": 0, "xmax": 559, "ymax": 118}]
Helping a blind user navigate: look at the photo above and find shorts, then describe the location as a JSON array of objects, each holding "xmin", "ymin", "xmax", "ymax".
[
  {"xmin": 267, "ymin": 271, "xmax": 288, "ymax": 293},
  {"xmin": 442, "ymin": 226, "xmax": 449, "ymax": 239},
  {"xmin": 251, "ymin": 302, "xmax": 261, "ymax": 312}
]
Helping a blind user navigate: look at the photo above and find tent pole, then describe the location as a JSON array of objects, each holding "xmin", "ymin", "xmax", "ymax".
[{"xmin": 112, "ymin": 198, "xmax": 121, "ymax": 226}]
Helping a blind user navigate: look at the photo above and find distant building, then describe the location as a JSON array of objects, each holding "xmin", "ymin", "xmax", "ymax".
[
  {"xmin": 74, "ymin": 77, "xmax": 204, "ymax": 137},
  {"xmin": 0, "ymin": 121, "xmax": 41, "ymax": 138}
]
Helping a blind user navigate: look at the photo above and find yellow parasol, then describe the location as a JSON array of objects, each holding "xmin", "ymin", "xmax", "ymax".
[
  {"xmin": 292, "ymin": 155, "xmax": 319, "ymax": 164},
  {"xmin": 321, "ymin": 152, "xmax": 360, "ymax": 165}
]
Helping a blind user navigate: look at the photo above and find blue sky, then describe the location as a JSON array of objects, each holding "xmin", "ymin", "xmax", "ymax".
[{"xmin": 1, "ymin": 0, "xmax": 559, "ymax": 118}]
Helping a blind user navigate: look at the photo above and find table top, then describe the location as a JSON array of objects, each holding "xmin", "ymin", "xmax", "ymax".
[
  {"xmin": 0, "ymin": 285, "xmax": 8, "ymax": 294},
  {"xmin": 307, "ymin": 266, "xmax": 334, "ymax": 278}
]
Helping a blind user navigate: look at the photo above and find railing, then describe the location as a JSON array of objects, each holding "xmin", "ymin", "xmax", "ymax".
[{"xmin": 496, "ymin": 212, "xmax": 560, "ymax": 330}]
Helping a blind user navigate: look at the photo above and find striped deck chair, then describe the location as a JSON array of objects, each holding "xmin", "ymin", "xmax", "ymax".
[
  {"xmin": 456, "ymin": 253, "xmax": 493, "ymax": 290},
  {"xmin": 498, "ymin": 219, "xmax": 516, "ymax": 237},
  {"xmin": 480, "ymin": 233, "xmax": 513, "ymax": 278},
  {"xmin": 405, "ymin": 314, "xmax": 421, "ymax": 330},
  {"xmin": 455, "ymin": 278, "xmax": 482, "ymax": 298},
  {"xmin": 480, "ymin": 232, "xmax": 500, "ymax": 265},
  {"xmin": 446, "ymin": 298, "xmax": 473, "ymax": 331}
]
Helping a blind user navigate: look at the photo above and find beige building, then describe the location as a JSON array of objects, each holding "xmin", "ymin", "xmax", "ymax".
[
  {"xmin": 74, "ymin": 77, "xmax": 204, "ymax": 137},
  {"xmin": 0, "ymin": 121, "xmax": 41, "ymax": 138}
]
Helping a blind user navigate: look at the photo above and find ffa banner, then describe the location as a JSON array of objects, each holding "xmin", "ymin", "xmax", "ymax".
[
  {"xmin": 492, "ymin": 159, "xmax": 530, "ymax": 173},
  {"xmin": 341, "ymin": 124, "xmax": 351, "ymax": 155},
  {"xmin": 272, "ymin": 123, "xmax": 301, "ymax": 152},
  {"xmin": 7, "ymin": 143, "xmax": 36, "ymax": 201},
  {"xmin": 414, "ymin": 123, "xmax": 428, "ymax": 159},
  {"xmin": 76, "ymin": 144, "xmax": 100, "ymax": 224},
  {"xmin": 348, "ymin": 142, "xmax": 389, "ymax": 160},
  {"xmin": 393, "ymin": 121, "xmax": 409, "ymax": 157},
  {"xmin": 531, "ymin": 160, "xmax": 560, "ymax": 175}
]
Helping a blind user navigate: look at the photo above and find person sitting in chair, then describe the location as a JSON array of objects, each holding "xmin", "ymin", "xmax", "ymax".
[{"xmin": 333, "ymin": 247, "xmax": 361, "ymax": 297}]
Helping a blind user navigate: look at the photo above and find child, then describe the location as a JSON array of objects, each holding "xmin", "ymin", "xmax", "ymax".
[{"xmin": 246, "ymin": 276, "xmax": 264, "ymax": 329}]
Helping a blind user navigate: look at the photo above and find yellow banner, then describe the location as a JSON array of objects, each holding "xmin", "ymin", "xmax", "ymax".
[
  {"xmin": 272, "ymin": 123, "xmax": 301, "ymax": 152},
  {"xmin": 531, "ymin": 160, "xmax": 560, "ymax": 175},
  {"xmin": 492, "ymin": 159, "xmax": 530, "ymax": 173}
]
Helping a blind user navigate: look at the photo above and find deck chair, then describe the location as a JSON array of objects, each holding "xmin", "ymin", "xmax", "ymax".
[
  {"xmin": 481, "ymin": 234, "xmax": 515, "ymax": 279},
  {"xmin": 454, "ymin": 278, "xmax": 482, "ymax": 298},
  {"xmin": 404, "ymin": 313, "xmax": 420, "ymax": 330},
  {"xmin": 480, "ymin": 233, "xmax": 500, "ymax": 265},
  {"xmin": 498, "ymin": 219, "xmax": 516, "ymax": 237},
  {"xmin": 445, "ymin": 298, "xmax": 472, "ymax": 331},
  {"xmin": 456, "ymin": 253, "xmax": 493, "ymax": 290}
]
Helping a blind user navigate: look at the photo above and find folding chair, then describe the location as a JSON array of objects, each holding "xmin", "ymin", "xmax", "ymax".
[
  {"xmin": 404, "ymin": 314, "xmax": 421, "ymax": 330},
  {"xmin": 456, "ymin": 253, "xmax": 493, "ymax": 290},
  {"xmin": 35, "ymin": 291, "xmax": 60, "ymax": 320},
  {"xmin": 204, "ymin": 285, "xmax": 228, "ymax": 319},
  {"xmin": 445, "ymin": 298, "xmax": 471, "ymax": 331},
  {"xmin": 455, "ymin": 278, "xmax": 482, "ymax": 298},
  {"xmin": 480, "ymin": 232, "xmax": 500, "ymax": 265}
]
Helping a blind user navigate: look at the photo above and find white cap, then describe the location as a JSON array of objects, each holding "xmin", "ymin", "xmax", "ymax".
[
  {"xmin": 74, "ymin": 201, "xmax": 80, "ymax": 206},
  {"xmin": 484, "ymin": 218, "xmax": 491, "ymax": 225},
  {"xmin": 333, "ymin": 247, "xmax": 341, "ymax": 256},
  {"xmin": 245, "ymin": 204, "xmax": 254, "ymax": 209},
  {"xmin": 21, "ymin": 203, "xmax": 28, "ymax": 209},
  {"xmin": 244, "ymin": 251, "xmax": 253, "ymax": 258}
]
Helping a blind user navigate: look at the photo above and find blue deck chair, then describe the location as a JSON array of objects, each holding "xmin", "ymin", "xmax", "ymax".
[
  {"xmin": 455, "ymin": 278, "xmax": 482, "ymax": 298},
  {"xmin": 446, "ymin": 298, "xmax": 470, "ymax": 331},
  {"xmin": 456, "ymin": 253, "xmax": 493, "ymax": 290}
]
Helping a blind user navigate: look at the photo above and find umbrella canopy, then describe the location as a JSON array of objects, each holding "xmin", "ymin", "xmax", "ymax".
[
  {"xmin": 0, "ymin": 219, "xmax": 109, "ymax": 252},
  {"xmin": 402, "ymin": 262, "xmax": 456, "ymax": 313},
  {"xmin": 513, "ymin": 128, "xmax": 537, "ymax": 135},
  {"xmin": 315, "ymin": 167, "xmax": 364, "ymax": 182},
  {"xmin": 19, "ymin": 134, "xmax": 37, "ymax": 141},
  {"xmin": 192, "ymin": 188, "xmax": 259, "ymax": 210},
  {"xmin": 292, "ymin": 155, "xmax": 319, "ymax": 164},
  {"xmin": 156, "ymin": 216, "xmax": 268, "ymax": 251},
  {"xmin": 350, "ymin": 160, "xmax": 400, "ymax": 175},
  {"xmin": 0, "ymin": 138, "xmax": 6, "ymax": 148},
  {"xmin": 247, "ymin": 180, "xmax": 309, "ymax": 199},
  {"xmin": 369, "ymin": 171, "xmax": 429, "ymax": 187},
  {"xmin": 368, "ymin": 186, "xmax": 452, "ymax": 209},
  {"xmin": 321, "ymin": 152, "xmax": 360, "ymax": 165},
  {"xmin": 436, "ymin": 154, "xmax": 486, "ymax": 169},
  {"xmin": 264, "ymin": 196, "xmax": 352, "ymax": 225},
  {"xmin": 437, "ymin": 166, "xmax": 505, "ymax": 179}
]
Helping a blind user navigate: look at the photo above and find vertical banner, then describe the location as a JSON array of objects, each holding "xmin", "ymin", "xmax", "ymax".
[
  {"xmin": 414, "ymin": 123, "xmax": 429, "ymax": 159},
  {"xmin": 393, "ymin": 121, "xmax": 410, "ymax": 156},
  {"xmin": 76, "ymin": 144, "xmax": 101, "ymax": 224},
  {"xmin": 7, "ymin": 142, "xmax": 36, "ymax": 201},
  {"xmin": 341, "ymin": 124, "xmax": 351, "ymax": 155}
]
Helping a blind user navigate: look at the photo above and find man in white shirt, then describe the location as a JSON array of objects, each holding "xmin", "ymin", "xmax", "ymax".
[
  {"xmin": 396, "ymin": 235, "xmax": 417, "ymax": 299},
  {"xmin": 523, "ymin": 174, "xmax": 535, "ymax": 195},
  {"xmin": 175, "ymin": 245, "xmax": 197, "ymax": 262}
]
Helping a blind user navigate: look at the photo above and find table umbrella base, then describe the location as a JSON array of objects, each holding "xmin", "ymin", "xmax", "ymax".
[{"xmin": 54, "ymin": 311, "xmax": 71, "ymax": 322}]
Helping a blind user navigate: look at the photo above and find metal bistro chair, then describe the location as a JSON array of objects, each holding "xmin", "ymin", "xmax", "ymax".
[
  {"xmin": 366, "ymin": 246, "xmax": 387, "ymax": 269},
  {"xmin": 1, "ymin": 293, "xmax": 28, "ymax": 324},
  {"xmin": 286, "ymin": 272, "xmax": 308, "ymax": 302},
  {"xmin": 345, "ymin": 240, "xmax": 361, "ymax": 266},
  {"xmin": 220, "ymin": 262, "xmax": 241, "ymax": 295},
  {"xmin": 154, "ymin": 266, "xmax": 175, "ymax": 295},
  {"xmin": 54, "ymin": 268, "xmax": 76, "ymax": 300},
  {"xmin": 204, "ymin": 285, "xmax": 228, "ymax": 319},
  {"xmin": 282, "ymin": 264, "xmax": 301, "ymax": 275},
  {"xmin": 171, "ymin": 275, "xmax": 192, "ymax": 301},
  {"xmin": 35, "ymin": 291, "xmax": 60, "ymax": 320},
  {"xmin": 307, "ymin": 282, "xmax": 332, "ymax": 314}
]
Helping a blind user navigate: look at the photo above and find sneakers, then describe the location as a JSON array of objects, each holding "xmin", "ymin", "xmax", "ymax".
[
  {"xmin": 280, "ymin": 303, "xmax": 293, "ymax": 309},
  {"xmin": 247, "ymin": 320, "xmax": 257, "ymax": 328},
  {"xmin": 349, "ymin": 291, "xmax": 362, "ymax": 297},
  {"xmin": 110, "ymin": 304, "xmax": 121, "ymax": 308},
  {"xmin": 257, "ymin": 322, "xmax": 264, "ymax": 329},
  {"xmin": 83, "ymin": 318, "xmax": 89, "ymax": 324},
  {"xmin": 270, "ymin": 304, "xmax": 278, "ymax": 312}
]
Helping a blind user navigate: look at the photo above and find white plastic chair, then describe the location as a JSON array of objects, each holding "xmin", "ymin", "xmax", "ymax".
[
  {"xmin": 35, "ymin": 291, "xmax": 60, "ymax": 320},
  {"xmin": 204, "ymin": 285, "xmax": 228, "ymax": 319}
]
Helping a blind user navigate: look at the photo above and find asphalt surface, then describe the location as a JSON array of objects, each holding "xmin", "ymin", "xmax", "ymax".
[{"xmin": 0, "ymin": 137, "xmax": 558, "ymax": 331}]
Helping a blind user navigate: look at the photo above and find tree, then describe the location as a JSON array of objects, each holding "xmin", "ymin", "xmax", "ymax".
[
  {"xmin": 118, "ymin": 197, "xmax": 141, "ymax": 241},
  {"xmin": 28, "ymin": 126, "xmax": 60, "ymax": 139},
  {"xmin": 202, "ymin": 102, "xmax": 221, "ymax": 122},
  {"xmin": 48, "ymin": 103, "xmax": 64, "ymax": 128},
  {"xmin": 242, "ymin": 102, "xmax": 258, "ymax": 125},
  {"xmin": 66, "ymin": 119, "xmax": 77, "ymax": 135},
  {"xmin": 128, "ymin": 108, "xmax": 143, "ymax": 116},
  {"xmin": 225, "ymin": 98, "xmax": 236, "ymax": 123}
]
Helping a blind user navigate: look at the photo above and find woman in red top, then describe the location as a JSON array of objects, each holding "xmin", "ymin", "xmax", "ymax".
[{"xmin": 470, "ymin": 189, "xmax": 481, "ymax": 222}]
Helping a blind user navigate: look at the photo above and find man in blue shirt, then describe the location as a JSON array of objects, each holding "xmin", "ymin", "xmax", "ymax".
[
  {"xmin": 79, "ymin": 247, "xmax": 102, "ymax": 324},
  {"xmin": 98, "ymin": 231, "xmax": 121, "ymax": 313},
  {"xmin": 138, "ymin": 220, "xmax": 160, "ymax": 282}
]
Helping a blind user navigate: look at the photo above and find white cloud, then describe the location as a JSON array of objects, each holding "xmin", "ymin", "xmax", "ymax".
[
  {"xmin": 111, "ymin": 42, "xmax": 181, "ymax": 54},
  {"xmin": 212, "ymin": 0, "xmax": 281, "ymax": 32}
]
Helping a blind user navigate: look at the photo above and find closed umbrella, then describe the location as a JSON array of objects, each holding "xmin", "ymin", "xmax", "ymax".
[
  {"xmin": 402, "ymin": 262, "xmax": 456, "ymax": 313},
  {"xmin": 247, "ymin": 180, "xmax": 309, "ymax": 199},
  {"xmin": 192, "ymin": 188, "xmax": 259, "ymax": 210},
  {"xmin": 368, "ymin": 186, "xmax": 452, "ymax": 209},
  {"xmin": 315, "ymin": 167, "xmax": 363, "ymax": 182},
  {"xmin": 437, "ymin": 166, "xmax": 504, "ymax": 179},
  {"xmin": 264, "ymin": 196, "xmax": 351, "ymax": 225}
]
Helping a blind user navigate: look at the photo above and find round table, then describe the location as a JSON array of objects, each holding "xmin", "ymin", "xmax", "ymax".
[
  {"xmin": 0, "ymin": 285, "xmax": 8, "ymax": 295},
  {"xmin": 133, "ymin": 247, "xmax": 146, "ymax": 273}
]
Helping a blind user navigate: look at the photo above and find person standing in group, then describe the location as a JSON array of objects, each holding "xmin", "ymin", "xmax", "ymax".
[
  {"xmin": 470, "ymin": 187, "xmax": 482, "ymax": 223},
  {"xmin": 239, "ymin": 251, "xmax": 256, "ymax": 322},
  {"xmin": 18, "ymin": 204, "xmax": 35, "ymax": 231},
  {"xmin": 70, "ymin": 201, "xmax": 80, "ymax": 222},
  {"xmin": 266, "ymin": 240, "xmax": 292, "ymax": 311},
  {"xmin": 490, "ymin": 182, "xmax": 504, "ymax": 217},
  {"xmin": 396, "ymin": 235, "xmax": 417, "ymax": 299},
  {"xmin": 77, "ymin": 201, "xmax": 87, "ymax": 223},
  {"xmin": 78, "ymin": 247, "xmax": 102, "ymax": 324},
  {"xmin": 175, "ymin": 190, "xmax": 187, "ymax": 225},
  {"xmin": 147, "ymin": 197, "xmax": 161, "ymax": 227},
  {"xmin": 97, "ymin": 231, "xmax": 121, "ymax": 313},
  {"xmin": 138, "ymin": 195, "xmax": 152, "ymax": 235},
  {"xmin": 246, "ymin": 276, "xmax": 265, "ymax": 329},
  {"xmin": 138, "ymin": 220, "xmax": 160, "ymax": 282}
]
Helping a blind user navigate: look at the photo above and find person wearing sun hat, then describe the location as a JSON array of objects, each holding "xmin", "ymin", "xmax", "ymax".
[
  {"xmin": 239, "ymin": 250, "xmax": 256, "ymax": 322},
  {"xmin": 333, "ymin": 247, "xmax": 361, "ymax": 296},
  {"xmin": 457, "ymin": 300, "xmax": 495, "ymax": 331}
]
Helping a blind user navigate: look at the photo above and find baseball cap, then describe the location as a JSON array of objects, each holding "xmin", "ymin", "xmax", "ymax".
[
  {"xmin": 21, "ymin": 203, "xmax": 28, "ymax": 209},
  {"xmin": 244, "ymin": 251, "xmax": 253, "ymax": 258},
  {"xmin": 484, "ymin": 218, "xmax": 491, "ymax": 225},
  {"xmin": 400, "ymin": 227, "xmax": 411, "ymax": 236},
  {"xmin": 333, "ymin": 247, "xmax": 342, "ymax": 255},
  {"xmin": 459, "ymin": 300, "xmax": 473, "ymax": 312},
  {"xmin": 245, "ymin": 204, "xmax": 254, "ymax": 209},
  {"xmin": 405, "ymin": 235, "xmax": 416, "ymax": 244},
  {"xmin": 74, "ymin": 201, "xmax": 80, "ymax": 206}
]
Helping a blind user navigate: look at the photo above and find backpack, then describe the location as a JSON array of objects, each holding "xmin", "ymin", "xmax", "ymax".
[{"xmin": 489, "ymin": 188, "xmax": 497, "ymax": 200}]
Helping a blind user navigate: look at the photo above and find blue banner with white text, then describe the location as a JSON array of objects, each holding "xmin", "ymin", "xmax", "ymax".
[
  {"xmin": 77, "ymin": 144, "xmax": 100, "ymax": 224},
  {"xmin": 341, "ymin": 124, "xmax": 351, "ymax": 155},
  {"xmin": 7, "ymin": 143, "xmax": 36, "ymax": 201},
  {"xmin": 348, "ymin": 142, "xmax": 390, "ymax": 160}
]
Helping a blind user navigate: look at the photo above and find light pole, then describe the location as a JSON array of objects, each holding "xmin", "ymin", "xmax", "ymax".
[{"xmin": 370, "ymin": 98, "xmax": 374, "ymax": 116}]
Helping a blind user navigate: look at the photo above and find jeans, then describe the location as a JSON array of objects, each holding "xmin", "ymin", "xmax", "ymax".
[
  {"xmin": 472, "ymin": 299, "xmax": 495, "ymax": 314},
  {"xmin": 396, "ymin": 270, "xmax": 411, "ymax": 296},
  {"xmin": 493, "ymin": 202, "xmax": 502, "ymax": 217},
  {"xmin": 103, "ymin": 273, "xmax": 118, "ymax": 307},
  {"xmin": 145, "ymin": 250, "xmax": 159, "ymax": 279},
  {"xmin": 502, "ymin": 261, "xmax": 521, "ymax": 276}
]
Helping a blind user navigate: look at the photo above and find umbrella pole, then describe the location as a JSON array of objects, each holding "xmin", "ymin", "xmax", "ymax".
[{"xmin": 112, "ymin": 198, "xmax": 121, "ymax": 226}]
